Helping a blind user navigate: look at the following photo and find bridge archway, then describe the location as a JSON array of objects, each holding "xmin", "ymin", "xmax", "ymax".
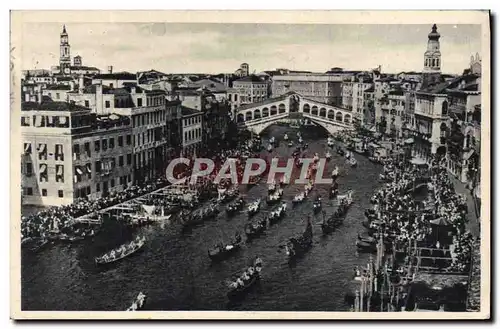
[
  {"xmin": 278, "ymin": 103, "xmax": 286, "ymax": 113},
  {"xmin": 311, "ymin": 106, "xmax": 319, "ymax": 116},
  {"xmin": 237, "ymin": 113, "xmax": 244, "ymax": 123},
  {"xmin": 270, "ymin": 105, "xmax": 277, "ymax": 115},
  {"xmin": 303, "ymin": 104, "xmax": 310, "ymax": 113},
  {"xmin": 245, "ymin": 111, "xmax": 253, "ymax": 121},
  {"xmin": 254, "ymin": 109, "xmax": 261, "ymax": 119},
  {"xmin": 335, "ymin": 112, "xmax": 343, "ymax": 122},
  {"xmin": 319, "ymin": 107, "xmax": 327, "ymax": 117},
  {"xmin": 262, "ymin": 107, "xmax": 269, "ymax": 118},
  {"xmin": 327, "ymin": 110, "xmax": 335, "ymax": 120},
  {"xmin": 344, "ymin": 114, "xmax": 351, "ymax": 124}
]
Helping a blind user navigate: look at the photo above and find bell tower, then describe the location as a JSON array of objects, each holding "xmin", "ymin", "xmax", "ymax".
[
  {"xmin": 59, "ymin": 25, "xmax": 71, "ymax": 72},
  {"xmin": 423, "ymin": 24, "xmax": 441, "ymax": 73}
]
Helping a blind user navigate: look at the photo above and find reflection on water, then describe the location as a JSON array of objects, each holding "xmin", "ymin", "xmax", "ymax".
[{"xmin": 22, "ymin": 125, "xmax": 384, "ymax": 311}]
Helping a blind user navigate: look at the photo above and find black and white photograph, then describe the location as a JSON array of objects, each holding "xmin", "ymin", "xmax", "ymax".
[{"xmin": 10, "ymin": 10, "xmax": 490, "ymax": 320}]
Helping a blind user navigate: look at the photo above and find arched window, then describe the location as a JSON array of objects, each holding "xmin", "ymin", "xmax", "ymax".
[
  {"xmin": 441, "ymin": 101, "xmax": 448, "ymax": 116},
  {"xmin": 311, "ymin": 106, "xmax": 319, "ymax": 116},
  {"xmin": 270, "ymin": 106, "xmax": 277, "ymax": 115},
  {"xmin": 254, "ymin": 109, "xmax": 261, "ymax": 119},
  {"xmin": 303, "ymin": 104, "xmax": 310, "ymax": 113},
  {"xmin": 436, "ymin": 58, "xmax": 440, "ymax": 67},
  {"xmin": 278, "ymin": 104, "xmax": 286, "ymax": 113},
  {"xmin": 440, "ymin": 122, "xmax": 447, "ymax": 138},
  {"xmin": 237, "ymin": 113, "xmax": 244, "ymax": 123}
]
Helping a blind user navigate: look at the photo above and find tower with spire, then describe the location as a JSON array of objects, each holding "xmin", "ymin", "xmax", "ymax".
[
  {"xmin": 421, "ymin": 24, "xmax": 443, "ymax": 89},
  {"xmin": 423, "ymin": 24, "xmax": 441, "ymax": 73},
  {"xmin": 59, "ymin": 25, "xmax": 71, "ymax": 73}
]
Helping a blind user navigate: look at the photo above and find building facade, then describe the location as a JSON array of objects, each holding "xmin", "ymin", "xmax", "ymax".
[
  {"xmin": 272, "ymin": 74, "xmax": 343, "ymax": 106},
  {"xmin": 181, "ymin": 107, "xmax": 203, "ymax": 158},
  {"xmin": 232, "ymin": 76, "xmax": 269, "ymax": 105}
]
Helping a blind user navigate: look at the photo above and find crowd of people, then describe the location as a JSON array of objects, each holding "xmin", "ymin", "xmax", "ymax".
[{"xmin": 367, "ymin": 153, "xmax": 473, "ymax": 273}]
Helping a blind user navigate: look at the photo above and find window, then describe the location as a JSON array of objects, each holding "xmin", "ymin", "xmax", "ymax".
[
  {"xmin": 39, "ymin": 164, "xmax": 48, "ymax": 182},
  {"xmin": 96, "ymin": 183, "xmax": 100, "ymax": 192},
  {"xmin": 26, "ymin": 163, "xmax": 33, "ymax": 176},
  {"xmin": 38, "ymin": 143, "xmax": 47, "ymax": 160},
  {"xmin": 105, "ymin": 100, "xmax": 110, "ymax": 108},
  {"xmin": 102, "ymin": 139, "xmax": 107, "ymax": 151},
  {"xmin": 110, "ymin": 83, "xmax": 114, "ymax": 88},
  {"xmin": 126, "ymin": 134, "xmax": 131, "ymax": 145},
  {"xmin": 73, "ymin": 144, "xmax": 80, "ymax": 160},
  {"xmin": 21, "ymin": 116, "xmax": 30, "ymax": 126},
  {"xmin": 137, "ymin": 98, "xmax": 142, "ymax": 107},
  {"xmin": 84, "ymin": 100, "xmax": 90, "ymax": 108},
  {"xmin": 94, "ymin": 140, "xmax": 100, "ymax": 152},
  {"xmin": 118, "ymin": 136, "xmax": 123, "ymax": 147},
  {"xmin": 119, "ymin": 156, "xmax": 124, "ymax": 167},
  {"xmin": 109, "ymin": 138, "xmax": 114, "ymax": 149},
  {"xmin": 110, "ymin": 179, "xmax": 115, "ymax": 188},
  {"xmin": 23, "ymin": 142, "xmax": 32, "ymax": 155},
  {"xmin": 26, "ymin": 187, "xmax": 33, "ymax": 196},
  {"xmin": 127, "ymin": 153, "xmax": 132, "ymax": 165},
  {"xmin": 58, "ymin": 190, "xmax": 64, "ymax": 198},
  {"xmin": 56, "ymin": 93, "xmax": 60, "ymax": 99},
  {"xmin": 42, "ymin": 189, "xmax": 47, "ymax": 197},
  {"xmin": 95, "ymin": 161, "xmax": 101, "ymax": 173},
  {"xmin": 56, "ymin": 165, "xmax": 64, "ymax": 182}
]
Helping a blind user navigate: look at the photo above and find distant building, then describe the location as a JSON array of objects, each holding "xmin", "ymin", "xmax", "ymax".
[
  {"xmin": 235, "ymin": 63, "xmax": 249, "ymax": 77},
  {"xmin": 73, "ymin": 55, "xmax": 82, "ymax": 67},
  {"xmin": 272, "ymin": 74, "xmax": 343, "ymax": 106},
  {"xmin": 232, "ymin": 75, "xmax": 269, "ymax": 105},
  {"xmin": 181, "ymin": 107, "xmax": 203, "ymax": 158}
]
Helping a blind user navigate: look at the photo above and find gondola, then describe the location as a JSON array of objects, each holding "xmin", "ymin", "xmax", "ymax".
[
  {"xmin": 267, "ymin": 188, "xmax": 284, "ymax": 205},
  {"xmin": 312, "ymin": 197, "xmax": 322, "ymax": 214},
  {"xmin": 356, "ymin": 240, "xmax": 377, "ymax": 253},
  {"xmin": 292, "ymin": 192, "xmax": 306, "ymax": 205},
  {"xmin": 284, "ymin": 218, "xmax": 313, "ymax": 262},
  {"xmin": 247, "ymin": 199, "xmax": 262, "ymax": 217},
  {"xmin": 329, "ymin": 183, "xmax": 339, "ymax": 199},
  {"xmin": 244, "ymin": 217, "xmax": 268, "ymax": 240},
  {"xmin": 321, "ymin": 191, "xmax": 354, "ymax": 234},
  {"xmin": 226, "ymin": 197, "xmax": 245, "ymax": 216},
  {"xmin": 95, "ymin": 236, "xmax": 146, "ymax": 265},
  {"xmin": 182, "ymin": 205, "xmax": 220, "ymax": 228},
  {"xmin": 208, "ymin": 233, "xmax": 243, "ymax": 262},
  {"xmin": 126, "ymin": 292, "xmax": 146, "ymax": 311},
  {"xmin": 226, "ymin": 257, "xmax": 263, "ymax": 300},
  {"xmin": 267, "ymin": 202, "xmax": 287, "ymax": 225}
]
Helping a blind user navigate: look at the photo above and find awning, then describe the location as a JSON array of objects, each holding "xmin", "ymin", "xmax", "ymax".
[
  {"xmin": 465, "ymin": 149, "xmax": 475, "ymax": 160},
  {"xmin": 39, "ymin": 164, "xmax": 47, "ymax": 173}
]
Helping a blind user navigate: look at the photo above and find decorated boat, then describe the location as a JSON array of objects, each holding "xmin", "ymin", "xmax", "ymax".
[
  {"xmin": 182, "ymin": 204, "xmax": 220, "ymax": 228},
  {"xmin": 267, "ymin": 188, "xmax": 284, "ymax": 205},
  {"xmin": 267, "ymin": 202, "xmax": 287, "ymax": 225},
  {"xmin": 349, "ymin": 157, "xmax": 358, "ymax": 167},
  {"xmin": 329, "ymin": 182, "xmax": 339, "ymax": 199},
  {"xmin": 95, "ymin": 236, "xmax": 145, "ymax": 265},
  {"xmin": 226, "ymin": 257, "xmax": 263, "ymax": 300},
  {"xmin": 268, "ymin": 181, "xmax": 277, "ymax": 194},
  {"xmin": 208, "ymin": 232, "xmax": 243, "ymax": 262},
  {"xmin": 244, "ymin": 217, "xmax": 268, "ymax": 240},
  {"xmin": 327, "ymin": 136, "xmax": 335, "ymax": 147},
  {"xmin": 312, "ymin": 196, "xmax": 322, "ymax": 214},
  {"xmin": 292, "ymin": 192, "xmax": 306, "ymax": 205},
  {"xmin": 284, "ymin": 217, "xmax": 313, "ymax": 262},
  {"xmin": 126, "ymin": 292, "xmax": 146, "ymax": 311},
  {"xmin": 321, "ymin": 190, "xmax": 354, "ymax": 234},
  {"xmin": 247, "ymin": 199, "xmax": 262, "ymax": 217},
  {"xmin": 226, "ymin": 197, "xmax": 245, "ymax": 216}
]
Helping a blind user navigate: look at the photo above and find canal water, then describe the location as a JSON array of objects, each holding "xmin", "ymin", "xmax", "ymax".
[{"xmin": 21, "ymin": 125, "xmax": 384, "ymax": 311}]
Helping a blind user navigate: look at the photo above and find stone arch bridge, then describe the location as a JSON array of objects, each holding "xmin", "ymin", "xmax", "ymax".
[{"xmin": 235, "ymin": 92, "xmax": 354, "ymax": 135}]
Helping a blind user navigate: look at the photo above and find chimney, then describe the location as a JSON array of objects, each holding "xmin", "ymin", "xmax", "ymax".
[
  {"xmin": 108, "ymin": 66, "xmax": 113, "ymax": 74},
  {"xmin": 95, "ymin": 82, "xmax": 103, "ymax": 114},
  {"xmin": 78, "ymin": 75, "xmax": 84, "ymax": 94}
]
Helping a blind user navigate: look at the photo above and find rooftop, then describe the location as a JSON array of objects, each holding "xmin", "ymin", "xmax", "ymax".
[
  {"xmin": 45, "ymin": 84, "xmax": 72, "ymax": 91},
  {"xmin": 234, "ymin": 75, "xmax": 266, "ymax": 83},
  {"xmin": 21, "ymin": 101, "xmax": 91, "ymax": 113},
  {"xmin": 181, "ymin": 106, "xmax": 202, "ymax": 116},
  {"xmin": 93, "ymin": 72, "xmax": 137, "ymax": 80},
  {"xmin": 70, "ymin": 65, "xmax": 100, "ymax": 71}
]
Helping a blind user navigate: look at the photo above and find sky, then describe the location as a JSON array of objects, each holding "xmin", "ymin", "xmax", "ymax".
[{"xmin": 20, "ymin": 23, "xmax": 482, "ymax": 75}]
